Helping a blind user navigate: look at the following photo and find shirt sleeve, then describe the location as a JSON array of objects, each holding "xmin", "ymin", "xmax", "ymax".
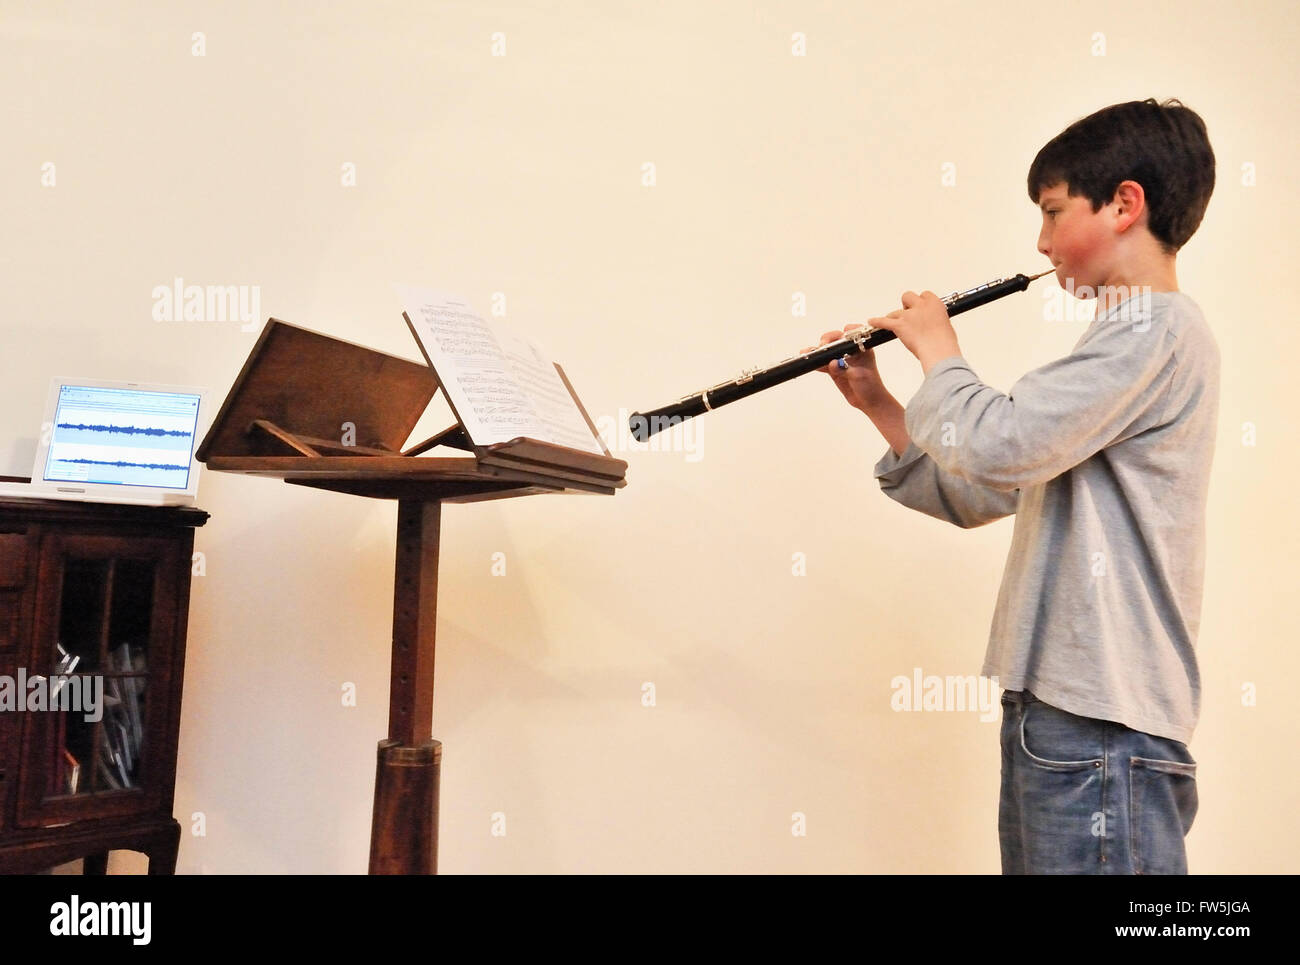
[
  {"xmin": 873, "ymin": 439, "xmax": 1020, "ymax": 528},
  {"xmin": 903, "ymin": 312, "xmax": 1179, "ymax": 492}
]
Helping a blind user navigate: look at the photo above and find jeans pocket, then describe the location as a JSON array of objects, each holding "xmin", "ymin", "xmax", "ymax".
[
  {"xmin": 1018, "ymin": 700, "xmax": 1105, "ymax": 771},
  {"xmin": 1129, "ymin": 755, "xmax": 1198, "ymax": 874}
]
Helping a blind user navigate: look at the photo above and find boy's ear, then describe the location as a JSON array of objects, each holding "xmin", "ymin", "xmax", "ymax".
[{"xmin": 1111, "ymin": 179, "xmax": 1147, "ymax": 233}]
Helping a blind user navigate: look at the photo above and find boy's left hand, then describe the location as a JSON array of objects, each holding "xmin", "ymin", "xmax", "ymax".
[{"xmin": 867, "ymin": 290, "xmax": 962, "ymax": 375}]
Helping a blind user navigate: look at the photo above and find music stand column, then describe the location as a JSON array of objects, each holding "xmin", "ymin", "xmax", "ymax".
[{"xmin": 368, "ymin": 499, "xmax": 443, "ymax": 874}]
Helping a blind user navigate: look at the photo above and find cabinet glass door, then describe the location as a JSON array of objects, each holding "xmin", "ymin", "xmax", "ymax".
[
  {"xmin": 17, "ymin": 533, "xmax": 178, "ymax": 825},
  {"xmin": 50, "ymin": 557, "xmax": 153, "ymax": 796}
]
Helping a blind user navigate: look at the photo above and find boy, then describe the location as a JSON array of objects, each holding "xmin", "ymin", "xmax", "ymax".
[{"xmin": 806, "ymin": 99, "xmax": 1218, "ymax": 873}]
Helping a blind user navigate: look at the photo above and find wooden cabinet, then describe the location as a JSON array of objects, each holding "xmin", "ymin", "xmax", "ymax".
[{"xmin": 0, "ymin": 496, "xmax": 207, "ymax": 874}]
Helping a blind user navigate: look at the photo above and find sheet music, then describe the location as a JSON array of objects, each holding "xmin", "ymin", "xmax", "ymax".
[{"xmin": 395, "ymin": 285, "xmax": 605, "ymax": 455}]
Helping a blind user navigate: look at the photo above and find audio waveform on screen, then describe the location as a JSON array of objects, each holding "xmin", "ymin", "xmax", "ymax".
[
  {"xmin": 55, "ymin": 422, "xmax": 193, "ymax": 438},
  {"xmin": 58, "ymin": 457, "xmax": 191, "ymax": 472}
]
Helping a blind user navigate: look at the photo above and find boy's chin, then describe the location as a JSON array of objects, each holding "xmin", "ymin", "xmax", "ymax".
[{"xmin": 1059, "ymin": 273, "xmax": 1100, "ymax": 299}]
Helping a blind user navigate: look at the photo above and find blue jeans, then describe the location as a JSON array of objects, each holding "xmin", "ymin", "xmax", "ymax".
[{"xmin": 999, "ymin": 689, "xmax": 1198, "ymax": 874}]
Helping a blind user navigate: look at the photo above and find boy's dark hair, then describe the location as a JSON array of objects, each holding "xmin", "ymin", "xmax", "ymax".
[{"xmin": 1027, "ymin": 98, "xmax": 1215, "ymax": 255}]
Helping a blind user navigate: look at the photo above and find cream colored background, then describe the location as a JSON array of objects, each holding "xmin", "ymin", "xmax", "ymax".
[{"xmin": 4, "ymin": 0, "xmax": 1296, "ymax": 873}]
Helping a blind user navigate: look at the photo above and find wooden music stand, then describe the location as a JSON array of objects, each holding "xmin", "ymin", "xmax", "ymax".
[{"xmin": 196, "ymin": 318, "xmax": 626, "ymax": 874}]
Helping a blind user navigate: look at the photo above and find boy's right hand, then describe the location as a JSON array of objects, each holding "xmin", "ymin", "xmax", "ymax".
[{"xmin": 801, "ymin": 324, "xmax": 888, "ymax": 412}]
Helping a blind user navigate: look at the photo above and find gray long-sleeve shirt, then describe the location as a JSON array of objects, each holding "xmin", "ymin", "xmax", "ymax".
[{"xmin": 873, "ymin": 290, "xmax": 1219, "ymax": 743}]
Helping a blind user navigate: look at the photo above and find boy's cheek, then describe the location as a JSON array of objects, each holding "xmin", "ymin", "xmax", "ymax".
[{"xmin": 1053, "ymin": 228, "xmax": 1104, "ymax": 273}]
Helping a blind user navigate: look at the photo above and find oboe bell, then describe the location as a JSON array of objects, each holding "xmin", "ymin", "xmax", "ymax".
[{"xmin": 627, "ymin": 268, "xmax": 1054, "ymax": 443}]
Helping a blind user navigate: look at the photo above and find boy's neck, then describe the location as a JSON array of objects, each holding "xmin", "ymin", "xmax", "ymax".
[{"xmin": 1096, "ymin": 250, "xmax": 1179, "ymax": 317}]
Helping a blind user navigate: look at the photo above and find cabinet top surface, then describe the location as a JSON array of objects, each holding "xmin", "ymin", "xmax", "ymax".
[{"xmin": 0, "ymin": 495, "xmax": 209, "ymax": 526}]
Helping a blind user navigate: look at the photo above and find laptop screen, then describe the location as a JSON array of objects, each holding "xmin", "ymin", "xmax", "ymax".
[{"xmin": 42, "ymin": 384, "xmax": 203, "ymax": 490}]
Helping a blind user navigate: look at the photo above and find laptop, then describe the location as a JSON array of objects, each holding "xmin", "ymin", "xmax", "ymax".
[{"xmin": 0, "ymin": 378, "xmax": 209, "ymax": 507}]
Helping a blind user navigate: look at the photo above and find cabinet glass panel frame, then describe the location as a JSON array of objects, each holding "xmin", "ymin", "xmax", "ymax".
[{"xmin": 16, "ymin": 531, "xmax": 181, "ymax": 826}]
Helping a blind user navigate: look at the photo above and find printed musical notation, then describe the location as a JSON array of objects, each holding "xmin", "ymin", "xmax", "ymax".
[{"xmin": 395, "ymin": 286, "xmax": 605, "ymax": 455}]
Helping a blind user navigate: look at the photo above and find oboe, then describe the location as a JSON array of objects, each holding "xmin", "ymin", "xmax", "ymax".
[{"xmin": 627, "ymin": 268, "xmax": 1055, "ymax": 441}]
